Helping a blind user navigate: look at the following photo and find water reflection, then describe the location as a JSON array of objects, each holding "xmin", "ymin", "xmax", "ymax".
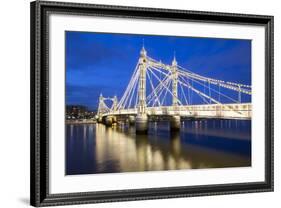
[{"xmin": 66, "ymin": 119, "xmax": 251, "ymax": 175}]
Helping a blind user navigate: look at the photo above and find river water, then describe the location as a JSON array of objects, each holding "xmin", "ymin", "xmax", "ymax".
[{"xmin": 66, "ymin": 119, "xmax": 251, "ymax": 175}]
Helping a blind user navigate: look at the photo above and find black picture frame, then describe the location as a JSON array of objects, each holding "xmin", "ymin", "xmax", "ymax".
[{"xmin": 30, "ymin": 0, "xmax": 274, "ymax": 207}]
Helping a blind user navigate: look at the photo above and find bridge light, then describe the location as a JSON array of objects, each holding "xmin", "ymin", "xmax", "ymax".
[{"xmin": 140, "ymin": 46, "xmax": 147, "ymax": 57}]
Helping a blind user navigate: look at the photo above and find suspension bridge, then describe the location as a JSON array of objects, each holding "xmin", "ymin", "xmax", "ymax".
[{"xmin": 97, "ymin": 46, "xmax": 251, "ymax": 133}]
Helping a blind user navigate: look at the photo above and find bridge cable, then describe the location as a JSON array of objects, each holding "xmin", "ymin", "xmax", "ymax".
[
  {"xmin": 179, "ymin": 72, "xmax": 239, "ymax": 103},
  {"xmin": 148, "ymin": 67, "xmax": 183, "ymax": 105},
  {"xmin": 146, "ymin": 69, "xmax": 161, "ymax": 106}
]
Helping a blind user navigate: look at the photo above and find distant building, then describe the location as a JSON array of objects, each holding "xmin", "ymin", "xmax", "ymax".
[{"xmin": 66, "ymin": 105, "xmax": 93, "ymax": 119}]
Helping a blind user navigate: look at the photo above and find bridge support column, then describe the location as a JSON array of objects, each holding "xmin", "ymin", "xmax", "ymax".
[
  {"xmin": 169, "ymin": 55, "xmax": 181, "ymax": 132},
  {"xmin": 136, "ymin": 114, "xmax": 148, "ymax": 134},
  {"xmin": 112, "ymin": 116, "xmax": 117, "ymax": 124},
  {"xmin": 172, "ymin": 54, "xmax": 178, "ymax": 107},
  {"xmin": 170, "ymin": 115, "xmax": 181, "ymax": 131},
  {"xmin": 136, "ymin": 46, "xmax": 149, "ymax": 134},
  {"xmin": 105, "ymin": 116, "xmax": 113, "ymax": 126},
  {"xmin": 97, "ymin": 117, "xmax": 102, "ymax": 123},
  {"xmin": 128, "ymin": 115, "xmax": 136, "ymax": 125},
  {"xmin": 105, "ymin": 116, "xmax": 116, "ymax": 126}
]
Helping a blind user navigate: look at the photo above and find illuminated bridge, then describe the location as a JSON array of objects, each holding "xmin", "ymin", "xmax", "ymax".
[{"xmin": 97, "ymin": 47, "xmax": 251, "ymax": 133}]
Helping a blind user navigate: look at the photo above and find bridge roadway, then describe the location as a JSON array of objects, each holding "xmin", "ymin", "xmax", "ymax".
[{"xmin": 101, "ymin": 103, "xmax": 251, "ymax": 120}]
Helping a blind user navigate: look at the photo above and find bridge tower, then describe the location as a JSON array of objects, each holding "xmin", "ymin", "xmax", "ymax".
[
  {"xmin": 97, "ymin": 93, "xmax": 104, "ymax": 123},
  {"xmin": 113, "ymin": 95, "xmax": 118, "ymax": 112},
  {"xmin": 97, "ymin": 93, "xmax": 104, "ymax": 116},
  {"xmin": 136, "ymin": 46, "xmax": 149, "ymax": 133},
  {"xmin": 171, "ymin": 55, "xmax": 178, "ymax": 107},
  {"xmin": 170, "ymin": 55, "xmax": 181, "ymax": 131}
]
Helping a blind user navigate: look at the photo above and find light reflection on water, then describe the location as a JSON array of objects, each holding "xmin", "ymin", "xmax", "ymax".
[{"xmin": 66, "ymin": 119, "xmax": 251, "ymax": 175}]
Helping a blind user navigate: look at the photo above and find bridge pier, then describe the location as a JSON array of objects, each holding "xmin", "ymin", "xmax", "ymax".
[
  {"xmin": 104, "ymin": 116, "xmax": 117, "ymax": 126},
  {"xmin": 136, "ymin": 114, "xmax": 148, "ymax": 134},
  {"xmin": 128, "ymin": 115, "xmax": 136, "ymax": 125},
  {"xmin": 170, "ymin": 115, "xmax": 181, "ymax": 132},
  {"xmin": 112, "ymin": 116, "xmax": 117, "ymax": 124},
  {"xmin": 105, "ymin": 116, "xmax": 113, "ymax": 126},
  {"xmin": 97, "ymin": 117, "xmax": 102, "ymax": 123}
]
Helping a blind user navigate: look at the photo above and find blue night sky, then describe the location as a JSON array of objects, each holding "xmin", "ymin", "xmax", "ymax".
[{"xmin": 66, "ymin": 31, "xmax": 251, "ymax": 111}]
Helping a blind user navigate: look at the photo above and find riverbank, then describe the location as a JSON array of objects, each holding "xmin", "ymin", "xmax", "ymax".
[{"xmin": 66, "ymin": 120, "xmax": 96, "ymax": 124}]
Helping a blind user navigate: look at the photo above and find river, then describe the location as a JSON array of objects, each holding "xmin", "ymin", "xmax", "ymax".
[{"xmin": 66, "ymin": 119, "xmax": 251, "ymax": 175}]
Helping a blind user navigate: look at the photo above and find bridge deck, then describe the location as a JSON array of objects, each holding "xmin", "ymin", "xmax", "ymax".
[{"xmin": 102, "ymin": 103, "xmax": 251, "ymax": 120}]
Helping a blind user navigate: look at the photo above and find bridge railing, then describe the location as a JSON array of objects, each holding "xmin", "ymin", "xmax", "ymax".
[
  {"xmin": 101, "ymin": 103, "xmax": 251, "ymax": 119},
  {"xmin": 169, "ymin": 103, "xmax": 251, "ymax": 119}
]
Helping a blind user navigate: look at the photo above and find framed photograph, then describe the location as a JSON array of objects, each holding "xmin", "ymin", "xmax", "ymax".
[{"xmin": 30, "ymin": 0, "xmax": 274, "ymax": 206}]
